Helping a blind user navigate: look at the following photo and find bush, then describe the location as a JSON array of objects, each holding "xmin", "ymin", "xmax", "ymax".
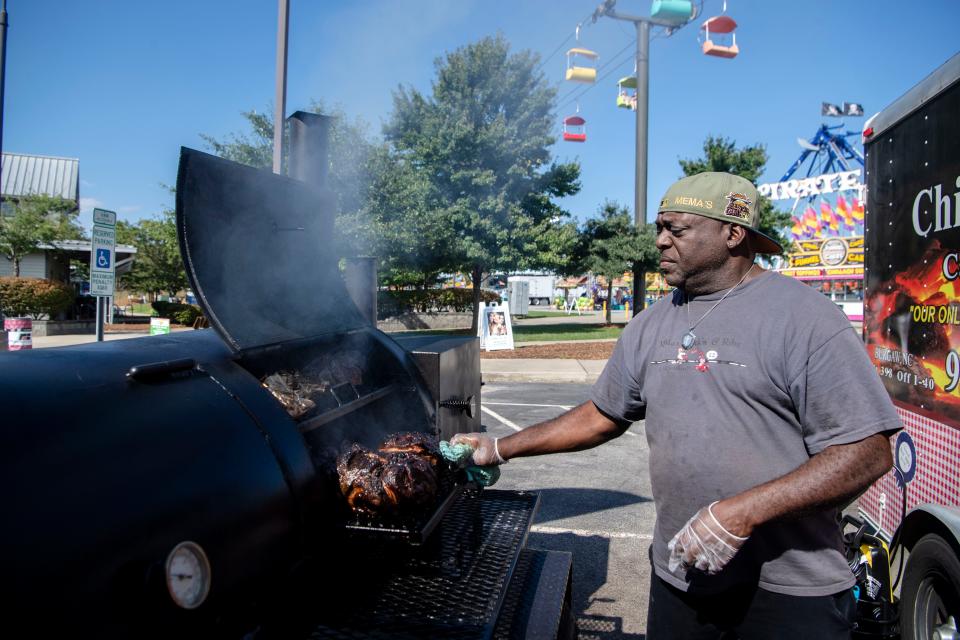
[
  {"xmin": 152, "ymin": 300, "xmax": 203, "ymax": 326},
  {"xmin": 377, "ymin": 288, "xmax": 501, "ymax": 319},
  {"xmin": 0, "ymin": 277, "xmax": 75, "ymax": 319}
]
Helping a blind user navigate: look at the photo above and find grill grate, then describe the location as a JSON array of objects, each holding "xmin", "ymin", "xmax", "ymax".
[
  {"xmin": 307, "ymin": 489, "xmax": 539, "ymax": 640},
  {"xmin": 342, "ymin": 464, "xmax": 465, "ymax": 545}
]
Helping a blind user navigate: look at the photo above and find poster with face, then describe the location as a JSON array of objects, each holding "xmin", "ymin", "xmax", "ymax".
[{"xmin": 482, "ymin": 305, "xmax": 514, "ymax": 351}]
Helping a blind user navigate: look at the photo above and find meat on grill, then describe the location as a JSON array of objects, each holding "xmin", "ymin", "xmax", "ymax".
[
  {"xmin": 336, "ymin": 445, "xmax": 390, "ymax": 516},
  {"xmin": 381, "ymin": 453, "xmax": 438, "ymax": 511},
  {"xmin": 378, "ymin": 431, "xmax": 440, "ymax": 466},
  {"xmin": 337, "ymin": 433, "xmax": 440, "ymax": 517}
]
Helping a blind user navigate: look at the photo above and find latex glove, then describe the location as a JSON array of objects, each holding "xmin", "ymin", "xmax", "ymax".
[
  {"xmin": 449, "ymin": 433, "xmax": 507, "ymax": 467},
  {"xmin": 667, "ymin": 501, "xmax": 749, "ymax": 575}
]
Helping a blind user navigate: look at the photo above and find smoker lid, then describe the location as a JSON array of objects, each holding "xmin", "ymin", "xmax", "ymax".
[{"xmin": 176, "ymin": 147, "xmax": 367, "ymax": 352}]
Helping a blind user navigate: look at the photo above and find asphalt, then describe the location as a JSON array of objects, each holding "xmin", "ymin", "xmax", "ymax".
[{"xmin": 481, "ymin": 383, "xmax": 652, "ymax": 639}]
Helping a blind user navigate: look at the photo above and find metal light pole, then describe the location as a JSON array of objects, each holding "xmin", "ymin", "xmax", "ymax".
[
  {"xmin": 273, "ymin": 0, "xmax": 289, "ymax": 174},
  {"xmin": 0, "ymin": 0, "xmax": 8, "ymax": 208},
  {"xmin": 633, "ymin": 20, "xmax": 649, "ymax": 315},
  {"xmin": 593, "ymin": 2, "xmax": 695, "ymax": 316}
]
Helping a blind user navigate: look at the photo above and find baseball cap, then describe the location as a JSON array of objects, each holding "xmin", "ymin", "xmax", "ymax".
[{"xmin": 657, "ymin": 172, "xmax": 782, "ymax": 254}]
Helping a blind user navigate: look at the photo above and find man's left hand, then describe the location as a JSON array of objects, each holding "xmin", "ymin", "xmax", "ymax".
[{"xmin": 667, "ymin": 501, "xmax": 749, "ymax": 575}]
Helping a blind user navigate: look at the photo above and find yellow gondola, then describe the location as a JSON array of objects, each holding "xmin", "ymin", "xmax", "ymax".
[
  {"xmin": 617, "ymin": 76, "xmax": 637, "ymax": 110},
  {"xmin": 565, "ymin": 47, "xmax": 598, "ymax": 83}
]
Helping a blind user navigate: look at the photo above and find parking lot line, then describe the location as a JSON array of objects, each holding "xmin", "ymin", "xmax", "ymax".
[
  {"xmin": 530, "ymin": 524, "xmax": 653, "ymax": 540},
  {"xmin": 480, "ymin": 406, "xmax": 523, "ymax": 432},
  {"xmin": 481, "ymin": 402, "xmax": 640, "ymax": 437},
  {"xmin": 484, "ymin": 402, "xmax": 573, "ymax": 410}
]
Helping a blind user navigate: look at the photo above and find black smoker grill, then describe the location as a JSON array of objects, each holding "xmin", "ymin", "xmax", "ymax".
[{"xmin": 0, "ymin": 125, "xmax": 573, "ymax": 639}]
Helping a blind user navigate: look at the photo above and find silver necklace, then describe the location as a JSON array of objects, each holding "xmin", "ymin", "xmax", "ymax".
[{"xmin": 681, "ymin": 266, "xmax": 755, "ymax": 350}]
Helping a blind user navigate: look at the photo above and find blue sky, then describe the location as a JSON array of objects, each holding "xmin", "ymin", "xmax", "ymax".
[{"xmin": 6, "ymin": 1, "xmax": 959, "ymax": 229}]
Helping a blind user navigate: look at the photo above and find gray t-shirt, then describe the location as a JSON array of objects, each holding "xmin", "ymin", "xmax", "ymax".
[{"xmin": 591, "ymin": 271, "xmax": 900, "ymax": 597}]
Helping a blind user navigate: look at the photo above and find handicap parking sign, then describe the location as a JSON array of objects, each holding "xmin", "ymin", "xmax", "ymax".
[{"xmin": 96, "ymin": 248, "xmax": 111, "ymax": 269}]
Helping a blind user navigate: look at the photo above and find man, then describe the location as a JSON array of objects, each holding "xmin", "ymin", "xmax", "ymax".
[{"xmin": 453, "ymin": 172, "xmax": 899, "ymax": 638}]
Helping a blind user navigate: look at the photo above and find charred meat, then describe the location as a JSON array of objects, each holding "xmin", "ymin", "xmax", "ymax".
[
  {"xmin": 336, "ymin": 445, "xmax": 390, "ymax": 516},
  {"xmin": 378, "ymin": 431, "xmax": 440, "ymax": 466},
  {"xmin": 261, "ymin": 371, "xmax": 325, "ymax": 420},
  {"xmin": 381, "ymin": 453, "xmax": 438, "ymax": 511},
  {"xmin": 337, "ymin": 433, "xmax": 441, "ymax": 518}
]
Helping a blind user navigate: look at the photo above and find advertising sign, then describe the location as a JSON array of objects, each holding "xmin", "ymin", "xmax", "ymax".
[
  {"xmin": 150, "ymin": 318, "xmax": 171, "ymax": 335},
  {"xmin": 779, "ymin": 236, "xmax": 864, "ymax": 280},
  {"xmin": 90, "ymin": 208, "xmax": 117, "ymax": 297},
  {"xmin": 480, "ymin": 304, "xmax": 514, "ymax": 352},
  {"xmin": 863, "ymin": 79, "xmax": 960, "ymax": 426}
]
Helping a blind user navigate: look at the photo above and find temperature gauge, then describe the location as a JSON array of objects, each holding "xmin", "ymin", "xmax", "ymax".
[{"xmin": 165, "ymin": 541, "xmax": 211, "ymax": 609}]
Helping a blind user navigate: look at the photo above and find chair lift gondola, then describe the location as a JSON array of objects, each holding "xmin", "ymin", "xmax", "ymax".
[
  {"xmin": 700, "ymin": 14, "xmax": 738, "ymax": 58},
  {"xmin": 563, "ymin": 115, "xmax": 586, "ymax": 142},
  {"xmin": 617, "ymin": 76, "xmax": 637, "ymax": 110},
  {"xmin": 565, "ymin": 47, "xmax": 598, "ymax": 83}
]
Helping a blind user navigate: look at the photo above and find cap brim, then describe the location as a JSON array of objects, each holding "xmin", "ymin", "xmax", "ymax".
[{"xmin": 749, "ymin": 229, "xmax": 783, "ymax": 254}]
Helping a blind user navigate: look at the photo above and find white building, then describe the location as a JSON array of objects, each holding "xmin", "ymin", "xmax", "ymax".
[{"xmin": 0, "ymin": 152, "xmax": 136, "ymax": 281}]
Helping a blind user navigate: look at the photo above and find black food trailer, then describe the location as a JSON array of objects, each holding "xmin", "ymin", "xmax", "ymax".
[{"xmin": 0, "ymin": 122, "xmax": 573, "ymax": 638}]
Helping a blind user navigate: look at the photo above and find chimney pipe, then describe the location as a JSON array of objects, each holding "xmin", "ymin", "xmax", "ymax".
[{"xmin": 287, "ymin": 111, "xmax": 331, "ymax": 188}]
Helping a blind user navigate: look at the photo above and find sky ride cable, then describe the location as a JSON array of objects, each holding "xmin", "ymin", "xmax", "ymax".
[{"xmin": 555, "ymin": 30, "xmax": 667, "ymax": 113}]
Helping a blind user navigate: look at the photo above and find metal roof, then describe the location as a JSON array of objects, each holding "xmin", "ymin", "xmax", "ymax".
[{"xmin": 2, "ymin": 152, "xmax": 80, "ymax": 202}]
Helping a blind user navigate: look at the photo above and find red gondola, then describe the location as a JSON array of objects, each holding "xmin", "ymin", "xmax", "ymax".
[
  {"xmin": 701, "ymin": 15, "xmax": 738, "ymax": 58},
  {"xmin": 563, "ymin": 115, "xmax": 586, "ymax": 142}
]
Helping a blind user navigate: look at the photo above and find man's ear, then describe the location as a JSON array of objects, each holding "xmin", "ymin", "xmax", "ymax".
[{"xmin": 727, "ymin": 224, "xmax": 750, "ymax": 250}]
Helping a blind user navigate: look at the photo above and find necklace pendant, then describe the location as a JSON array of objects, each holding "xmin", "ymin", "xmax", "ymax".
[{"xmin": 681, "ymin": 331, "xmax": 696, "ymax": 350}]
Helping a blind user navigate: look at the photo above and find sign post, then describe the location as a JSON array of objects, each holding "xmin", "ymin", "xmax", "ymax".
[{"xmin": 90, "ymin": 208, "xmax": 116, "ymax": 342}]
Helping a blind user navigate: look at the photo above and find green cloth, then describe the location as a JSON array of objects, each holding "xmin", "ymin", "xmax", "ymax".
[{"xmin": 440, "ymin": 440, "xmax": 501, "ymax": 487}]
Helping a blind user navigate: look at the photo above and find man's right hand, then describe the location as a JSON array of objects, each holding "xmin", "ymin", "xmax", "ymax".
[{"xmin": 449, "ymin": 433, "xmax": 507, "ymax": 466}]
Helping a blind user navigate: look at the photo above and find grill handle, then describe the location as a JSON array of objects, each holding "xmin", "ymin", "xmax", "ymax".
[
  {"xmin": 126, "ymin": 358, "xmax": 198, "ymax": 382},
  {"xmin": 439, "ymin": 396, "xmax": 474, "ymax": 418}
]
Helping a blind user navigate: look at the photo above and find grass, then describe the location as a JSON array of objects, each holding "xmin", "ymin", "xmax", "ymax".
[
  {"xmin": 512, "ymin": 323, "xmax": 623, "ymax": 342},
  {"xmin": 523, "ymin": 309, "xmax": 576, "ymax": 318}
]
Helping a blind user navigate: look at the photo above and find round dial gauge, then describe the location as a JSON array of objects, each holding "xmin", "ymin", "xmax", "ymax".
[{"xmin": 165, "ymin": 541, "xmax": 211, "ymax": 609}]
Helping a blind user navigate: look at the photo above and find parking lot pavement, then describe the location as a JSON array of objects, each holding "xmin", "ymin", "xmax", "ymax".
[{"xmin": 481, "ymin": 382, "xmax": 652, "ymax": 640}]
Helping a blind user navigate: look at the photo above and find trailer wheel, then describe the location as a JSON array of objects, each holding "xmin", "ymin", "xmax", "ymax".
[{"xmin": 901, "ymin": 534, "xmax": 960, "ymax": 639}]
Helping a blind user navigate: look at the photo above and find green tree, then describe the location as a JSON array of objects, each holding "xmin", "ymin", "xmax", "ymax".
[
  {"xmin": 120, "ymin": 210, "xmax": 188, "ymax": 299},
  {"xmin": 0, "ymin": 195, "xmax": 81, "ymax": 276},
  {"xmin": 571, "ymin": 201, "xmax": 659, "ymax": 324},
  {"xmin": 678, "ymin": 135, "xmax": 792, "ymax": 251},
  {"xmin": 381, "ymin": 34, "xmax": 581, "ymax": 330}
]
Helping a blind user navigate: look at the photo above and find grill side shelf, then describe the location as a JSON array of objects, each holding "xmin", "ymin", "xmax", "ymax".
[
  {"xmin": 305, "ymin": 489, "xmax": 541, "ymax": 640},
  {"xmin": 297, "ymin": 384, "xmax": 403, "ymax": 433}
]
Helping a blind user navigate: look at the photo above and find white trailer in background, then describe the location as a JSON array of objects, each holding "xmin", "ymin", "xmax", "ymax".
[{"xmin": 508, "ymin": 273, "xmax": 556, "ymax": 306}]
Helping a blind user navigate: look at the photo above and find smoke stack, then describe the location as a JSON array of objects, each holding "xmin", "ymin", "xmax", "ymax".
[
  {"xmin": 287, "ymin": 111, "xmax": 331, "ymax": 188},
  {"xmin": 287, "ymin": 111, "xmax": 378, "ymax": 326}
]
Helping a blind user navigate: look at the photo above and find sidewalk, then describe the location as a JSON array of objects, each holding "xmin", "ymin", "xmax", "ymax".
[{"xmin": 480, "ymin": 357, "xmax": 606, "ymax": 384}]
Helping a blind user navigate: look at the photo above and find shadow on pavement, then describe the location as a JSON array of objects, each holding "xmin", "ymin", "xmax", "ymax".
[
  {"xmin": 529, "ymin": 530, "xmax": 648, "ymax": 640},
  {"xmin": 532, "ymin": 488, "xmax": 652, "ymax": 524}
]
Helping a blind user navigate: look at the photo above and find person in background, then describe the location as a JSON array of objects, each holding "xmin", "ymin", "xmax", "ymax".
[{"xmin": 453, "ymin": 172, "xmax": 899, "ymax": 639}]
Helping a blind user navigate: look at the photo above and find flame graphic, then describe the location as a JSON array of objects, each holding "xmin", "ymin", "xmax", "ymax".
[{"xmin": 866, "ymin": 240, "xmax": 960, "ymax": 424}]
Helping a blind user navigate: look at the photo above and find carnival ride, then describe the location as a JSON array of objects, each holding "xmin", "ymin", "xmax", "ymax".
[
  {"xmin": 557, "ymin": 1, "xmax": 741, "ymax": 143},
  {"xmin": 773, "ymin": 119, "xmax": 867, "ymax": 320}
]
